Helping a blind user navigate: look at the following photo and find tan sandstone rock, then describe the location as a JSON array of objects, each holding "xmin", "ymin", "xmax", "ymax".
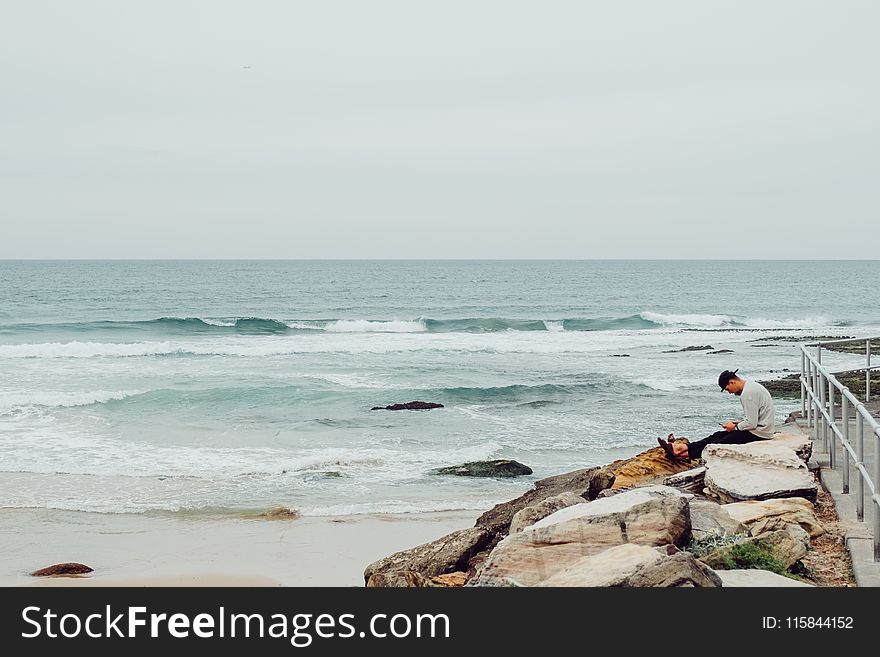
[
  {"xmin": 468, "ymin": 485, "xmax": 692, "ymax": 587},
  {"xmin": 722, "ymin": 497, "xmax": 825, "ymax": 538}
]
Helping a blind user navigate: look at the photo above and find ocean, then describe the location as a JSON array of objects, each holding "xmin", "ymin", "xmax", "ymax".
[{"xmin": 1, "ymin": 260, "xmax": 877, "ymax": 518}]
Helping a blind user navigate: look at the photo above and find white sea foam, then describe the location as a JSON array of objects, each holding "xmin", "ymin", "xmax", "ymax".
[
  {"xmin": 543, "ymin": 320, "xmax": 565, "ymax": 332},
  {"xmin": 0, "ymin": 390, "xmax": 140, "ymax": 415},
  {"xmin": 640, "ymin": 312, "xmax": 733, "ymax": 327},
  {"xmin": 324, "ymin": 319, "xmax": 427, "ymax": 333},
  {"xmin": 301, "ymin": 499, "xmax": 502, "ymax": 516},
  {"xmin": 737, "ymin": 315, "xmax": 834, "ymax": 328},
  {"xmin": 0, "ymin": 341, "xmax": 178, "ymax": 359},
  {"xmin": 641, "ymin": 311, "xmax": 838, "ymax": 329}
]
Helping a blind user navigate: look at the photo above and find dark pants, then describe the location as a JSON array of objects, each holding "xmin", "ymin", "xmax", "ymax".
[{"xmin": 687, "ymin": 429, "xmax": 762, "ymax": 459}]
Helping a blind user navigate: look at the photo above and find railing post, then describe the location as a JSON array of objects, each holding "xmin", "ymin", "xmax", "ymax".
[
  {"xmin": 874, "ymin": 425, "xmax": 880, "ymax": 561},
  {"xmin": 820, "ymin": 369, "xmax": 827, "ymax": 451},
  {"xmin": 856, "ymin": 412, "xmax": 864, "ymax": 521},
  {"xmin": 800, "ymin": 350, "xmax": 806, "ymax": 419},
  {"xmin": 867, "ymin": 339, "xmax": 872, "ymax": 403},
  {"xmin": 841, "ymin": 395, "xmax": 849, "ymax": 494},
  {"xmin": 828, "ymin": 378, "xmax": 835, "ymax": 469},
  {"xmin": 806, "ymin": 357, "xmax": 813, "ymax": 428}
]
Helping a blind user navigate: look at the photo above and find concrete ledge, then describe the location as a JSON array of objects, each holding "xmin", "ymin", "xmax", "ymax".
[{"xmin": 811, "ymin": 449, "xmax": 880, "ymax": 587}]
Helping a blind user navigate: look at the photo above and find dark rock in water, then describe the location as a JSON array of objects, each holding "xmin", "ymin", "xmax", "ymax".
[
  {"xmin": 707, "ymin": 349, "xmax": 734, "ymax": 354},
  {"xmin": 762, "ymin": 368, "xmax": 880, "ymax": 398},
  {"xmin": 759, "ymin": 373, "xmax": 800, "ymax": 397},
  {"xmin": 371, "ymin": 401, "xmax": 444, "ymax": 411},
  {"xmin": 611, "ymin": 354, "xmax": 631, "ymax": 357},
  {"xmin": 663, "ymin": 345, "xmax": 714, "ymax": 353},
  {"xmin": 31, "ymin": 563, "xmax": 93, "ymax": 577},
  {"xmin": 433, "ymin": 459, "xmax": 532, "ymax": 478}
]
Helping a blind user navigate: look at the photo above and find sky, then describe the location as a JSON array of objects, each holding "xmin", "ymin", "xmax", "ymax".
[{"xmin": 1, "ymin": 1, "xmax": 878, "ymax": 259}]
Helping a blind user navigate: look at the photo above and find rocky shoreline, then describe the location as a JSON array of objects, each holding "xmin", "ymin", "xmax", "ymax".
[{"xmin": 364, "ymin": 422, "xmax": 850, "ymax": 587}]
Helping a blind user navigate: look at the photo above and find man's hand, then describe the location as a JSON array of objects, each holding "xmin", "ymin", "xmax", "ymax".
[{"xmin": 722, "ymin": 421, "xmax": 737, "ymax": 432}]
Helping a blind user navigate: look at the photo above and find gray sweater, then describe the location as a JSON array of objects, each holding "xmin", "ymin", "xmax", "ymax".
[{"xmin": 735, "ymin": 380, "xmax": 776, "ymax": 439}]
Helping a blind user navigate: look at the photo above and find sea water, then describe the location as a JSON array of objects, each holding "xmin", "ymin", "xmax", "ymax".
[{"xmin": 1, "ymin": 260, "xmax": 877, "ymax": 517}]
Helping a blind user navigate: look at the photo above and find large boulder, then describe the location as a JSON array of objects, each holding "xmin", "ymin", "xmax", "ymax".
[
  {"xmin": 433, "ymin": 460, "xmax": 532, "ymax": 478},
  {"xmin": 475, "ymin": 466, "xmax": 615, "ymax": 538},
  {"xmin": 364, "ymin": 527, "xmax": 492, "ymax": 586},
  {"xmin": 689, "ymin": 498, "xmax": 747, "ymax": 540},
  {"xmin": 538, "ymin": 544, "xmax": 721, "ymax": 587},
  {"xmin": 609, "ymin": 444, "xmax": 700, "ymax": 490},
  {"xmin": 703, "ymin": 442, "xmax": 817, "ymax": 503},
  {"xmin": 626, "ymin": 550, "xmax": 723, "ymax": 587},
  {"xmin": 718, "ymin": 570, "xmax": 813, "ymax": 587},
  {"xmin": 509, "ymin": 492, "xmax": 586, "ymax": 534},
  {"xmin": 468, "ymin": 486, "xmax": 692, "ymax": 587},
  {"xmin": 722, "ymin": 497, "xmax": 825, "ymax": 538}
]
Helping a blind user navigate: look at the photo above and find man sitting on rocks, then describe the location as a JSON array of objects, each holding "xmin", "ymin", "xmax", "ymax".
[{"xmin": 658, "ymin": 369, "xmax": 776, "ymax": 461}]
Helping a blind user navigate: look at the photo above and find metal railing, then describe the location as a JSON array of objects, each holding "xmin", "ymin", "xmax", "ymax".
[{"xmin": 800, "ymin": 337, "xmax": 880, "ymax": 561}]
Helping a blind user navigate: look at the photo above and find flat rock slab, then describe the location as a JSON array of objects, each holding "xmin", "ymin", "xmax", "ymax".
[
  {"xmin": 718, "ymin": 569, "xmax": 813, "ymax": 587},
  {"xmin": 704, "ymin": 442, "xmax": 817, "ymax": 503},
  {"xmin": 663, "ymin": 466, "xmax": 706, "ymax": 495},
  {"xmin": 769, "ymin": 430, "xmax": 813, "ymax": 461}
]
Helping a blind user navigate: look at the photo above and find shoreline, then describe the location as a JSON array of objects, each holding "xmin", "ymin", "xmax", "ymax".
[{"xmin": 0, "ymin": 508, "xmax": 480, "ymax": 587}]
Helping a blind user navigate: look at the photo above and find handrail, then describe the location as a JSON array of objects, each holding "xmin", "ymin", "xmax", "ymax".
[{"xmin": 800, "ymin": 338, "xmax": 880, "ymax": 562}]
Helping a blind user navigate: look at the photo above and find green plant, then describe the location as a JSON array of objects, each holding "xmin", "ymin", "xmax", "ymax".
[
  {"xmin": 718, "ymin": 540, "xmax": 791, "ymax": 577},
  {"xmin": 686, "ymin": 531, "xmax": 747, "ymax": 558}
]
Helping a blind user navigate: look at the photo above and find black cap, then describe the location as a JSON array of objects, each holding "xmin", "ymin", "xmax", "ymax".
[{"xmin": 718, "ymin": 369, "xmax": 739, "ymax": 389}]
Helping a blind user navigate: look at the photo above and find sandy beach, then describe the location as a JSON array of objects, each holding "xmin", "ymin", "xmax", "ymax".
[{"xmin": 0, "ymin": 508, "xmax": 478, "ymax": 587}]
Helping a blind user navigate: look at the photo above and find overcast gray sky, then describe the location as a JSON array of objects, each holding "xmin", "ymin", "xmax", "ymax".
[{"xmin": 1, "ymin": 1, "xmax": 877, "ymax": 258}]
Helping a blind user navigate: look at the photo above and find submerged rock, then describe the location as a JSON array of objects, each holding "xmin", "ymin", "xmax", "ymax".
[
  {"xmin": 31, "ymin": 563, "xmax": 93, "ymax": 577},
  {"xmin": 663, "ymin": 345, "xmax": 714, "ymax": 353},
  {"xmin": 433, "ymin": 459, "xmax": 532, "ymax": 478},
  {"xmin": 371, "ymin": 401, "xmax": 444, "ymax": 411},
  {"xmin": 258, "ymin": 506, "xmax": 300, "ymax": 520}
]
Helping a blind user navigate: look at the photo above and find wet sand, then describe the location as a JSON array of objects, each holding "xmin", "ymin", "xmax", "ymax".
[{"xmin": 0, "ymin": 508, "xmax": 478, "ymax": 587}]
